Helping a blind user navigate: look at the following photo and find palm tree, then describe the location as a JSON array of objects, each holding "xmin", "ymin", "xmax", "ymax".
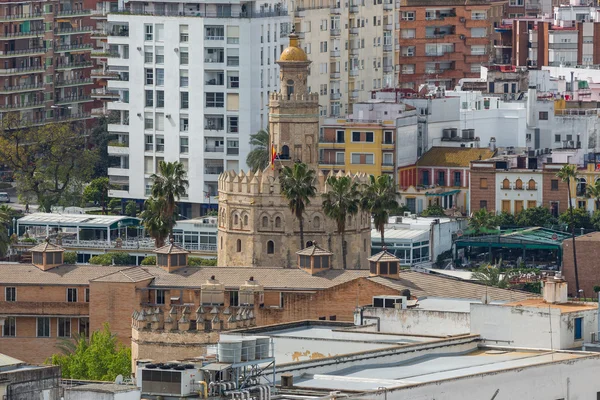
[
  {"xmin": 140, "ymin": 197, "xmax": 171, "ymax": 248},
  {"xmin": 557, "ymin": 164, "xmax": 580, "ymax": 296},
  {"xmin": 322, "ymin": 175, "xmax": 361, "ymax": 269},
  {"xmin": 471, "ymin": 261, "xmax": 514, "ymax": 289},
  {"xmin": 280, "ymin": 162, "xmax": 316, "ymax": 250},
  {"xmin": 586, "ymin": 179, "xmax": 600, "ymax": 210},
  {"xmin": 246, "ymin": 129, "xmax": 270, "ymax": 172},
  {"xmin": 150, "ymin": 161, "xmax": 189, "ymax": 235},
  {"xmin": 361, "ymin": 175, "xmax": 399, "ymax": 250},
  {"xmin": 469, "ymin": 208, "xmax": 497, "ymax": 234}
]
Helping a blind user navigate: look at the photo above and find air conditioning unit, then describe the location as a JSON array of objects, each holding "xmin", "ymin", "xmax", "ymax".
[
  {"xmin": 460, "ymin": 17, "xmax": 466, "ymax": 22},
  {"xmin": 373, "ymin": 295, "xmax": 407, "ymax": 309},
  {"xmin": 459, "ymin": 34, "xmax": 466, "ymax": 40},
  {"xmin": 442, "ymin": 128, "xmax": 451, "ymax": 139}
]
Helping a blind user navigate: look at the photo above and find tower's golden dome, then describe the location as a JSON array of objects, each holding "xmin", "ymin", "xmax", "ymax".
[{"xmin": 279, "ymin": 31, "xmax": 308, "ymax": 62}]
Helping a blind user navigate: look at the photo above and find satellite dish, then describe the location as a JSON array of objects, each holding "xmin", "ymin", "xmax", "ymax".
[{"xmin": 115, "ymin": 374, "xmax": 124, "ymax": 384}]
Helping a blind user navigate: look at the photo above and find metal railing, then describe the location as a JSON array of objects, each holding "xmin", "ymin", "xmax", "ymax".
[
  {"xmin": 55, "ymin": 78, "xmax": 93, "ymax": 87},
  {"xmin": 56, "ymin": 9, "xmax": 91, "ymax": 16},
  {"xmin": 0, "ymin": 100, "xmax": 45, "ymax": 110},
  {"xmin": 55, "ymin": 43, "xmax": 93, "ymax": 52},
  {"xmin": 205, "ymin": 146, "xmax": 224, "ymax": 152},
  {"xmin": 113, "ymin": 8, "xmax": 287, "ymax": 18},
  {"xmin": 319, "ymin": 159, "xmax": 345, "ymax": 165},
  {"xmin": 0, "ymin": 30, "xmax": 45, "ymax": 38},
  {"xmin": 0, "ymin": 12, "xmax": 43, "ymax": 21},
  {"xmin": 56, "ymin": 62, "xmax": 93, "ymax": 69},
  {"xmin": 0, "ymin": 83, "xmax": 44, "ymax": 92},
  {"xmin": 0, "ymin": 48, "xmax": 45, "ymax": 56},
  {"xmin": 56, "ymin": 95, "xmax": 92, "ymax": 104},
  {"xmin": 205, "ymin": 167, "xmax": 224, "ymax": 175},
  {"xmin": 55, "ymin": 26, "xmax": 93, "ymax": 34}
]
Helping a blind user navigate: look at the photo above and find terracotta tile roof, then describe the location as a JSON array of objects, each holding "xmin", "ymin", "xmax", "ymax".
[
  {"xmin": 92, "ymin": 266, "xmax": 156, "ymax": 283},
  {"xmin": 369, "ymin": 271, "xmax": 530, "ymax": 302},
  {"xmin": 368, "ymin": 251, "xmax": 399, "ymax": 263},
  {"xmin": 29, "ymin": 242, "xmax": 64, "ymax": 252},
  {"xmin": 154, "ymin": 241, "xmax": 189, "ymax": 255},
  {"xmin": 0, "ymin": 264, "xmax": 129, "ymax": 286},
  {"xmin": 296, "ymin": 245, "xmax": 333, "ymax": 256},
  {"xmin": 416, "ymin": 147, "xmax": 495, "ymax": 168}
]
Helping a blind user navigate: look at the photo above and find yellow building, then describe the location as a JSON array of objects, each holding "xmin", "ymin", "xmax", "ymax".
[{"xmin": 318, "ymin": 118, "xmax": 396, "ymax": 179}]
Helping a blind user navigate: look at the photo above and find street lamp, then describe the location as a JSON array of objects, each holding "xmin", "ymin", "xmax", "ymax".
[
  {"xmin": 118, "ymin": 221, "xmax": 122, "ymax": 239},
  {"xmin": 12, "ymin": 217, "xmax": 15, "ymax": 236}
]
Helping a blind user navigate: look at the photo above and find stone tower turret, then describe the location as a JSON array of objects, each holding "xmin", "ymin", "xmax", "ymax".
[{"xmin": 269, "ymin": 31, "xmax": 320, "ymax": 169}]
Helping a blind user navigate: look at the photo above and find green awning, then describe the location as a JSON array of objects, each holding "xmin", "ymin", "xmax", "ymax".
[{"xmin": 425, "ymin": 189, "xmax": 460, "ymax": 197}]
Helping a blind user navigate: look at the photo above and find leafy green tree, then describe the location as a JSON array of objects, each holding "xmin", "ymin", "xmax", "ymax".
[
  {"xmin": 322, "ymin": 175, "xmax": 361, "ymax": 270},
  {"xmin": 557, "ymin": 164, "xmax": 580, "ymax": 295},
  {"xmin": 150, "ymin": 161, "xmax": 189, "ymax": 235},
  {"xmin": 468, "ymin": 208, "xmax": 497, "ymax": 234},
  {"xmin": 586, "ymin": 179, "xmax": 600, "ymax": 210},
  {"xmin": 89, "ymin": 252, "xmax": 132, "ymax": 266},
  {"xmin": 83, "ymin": 177, "xmax": 115, "ymax": 215},
  {"xmin": 591, "ymin": 210, "xmax": 600, "ymax": 231},
  {"xmin": 63, "ymin": 252, "xmax": 77, "ymax": 264},
  {"xmin": 140, "ymin": 197, "xmax": 171, "ymax": 248},
  {"xmin": 493, "ymin": 211, "xmax": 516, "ymax": 227},
  {"xmin": 0, "ymin": 116, "xmax": 98, "ymax": 212},
  {"xmin": 515, "ymin": 206, "xmax": 556, "ymax": 227},
  {"xmin": 559, "ymin": 207, "xmax": 592, "ymax": 230},
  {"xmin": 108, "ymin": 198, "xmax": 122, "ymax": 213},
  {"xmin": 89, "ymin": 116, "xmax": 110, "ymax": 178},
  {"xmin": 125, "ymin": 200, "xmax": 138, "ymax": 217},
  {"xmin": 141, "ymin": 256, "xmax": 156, "ymax": 265},
  {"xmin": 0, "ymin": 206, "xmax": 12, "ymax": 256},
  {"xmin": 188, "ymin": 257, "xmax": 218, "ymax": 266},
  {"xmin": 48, "ymin": 323, "xmax": 131, "ymax": 380},
  {"xmin": 246, "ymin": 129, "xmax": 270, "ymax": 172},
  {"xmin": 420, "ymin": 204, "xmax": 446, "ymax": 217},
  {"xmin": 361, "ymin": 175, "xmax": 399, "ymax": 249},
  {"xmin": 471, "ymin": 262, "xmax": 514, "ymax": 289},
  {"xmin": 280, "ymin": 162, "xmax": 317, "ymax": 250}
]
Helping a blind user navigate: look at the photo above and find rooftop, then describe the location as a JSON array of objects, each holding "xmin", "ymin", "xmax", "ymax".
[
  {"xmin": 416, "ymin": 147, "xmax": 495, "ymax": 168},
  {"xmin": 502, "ymin": 298, "xmax": 597, "ymax": 313},
  {"xmin": 65, "ymin": 383, "xmax": 139, "ymax": 394},
  {"xmin": 17, "ymin": 213, "xmax": 140, "ymax": 228}
]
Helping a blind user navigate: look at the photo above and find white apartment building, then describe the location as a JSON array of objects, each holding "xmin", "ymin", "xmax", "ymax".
[
  {"xmin": 104, "ymin": 0, "xmax": 290, "ymax": 217},
  {"xmin": 293, "ymin": 0, "xmax": 397, "ymax": 117}
]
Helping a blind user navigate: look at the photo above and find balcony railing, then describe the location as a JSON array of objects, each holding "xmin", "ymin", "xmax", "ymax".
[
  {"xmin": 0, "ymin": 12, "xmax": 43, "ymax": 21},
  {"xmin": 113, "ymin": 8, "xmax": 287, "ymax": 18},
  {"xmin": 0, "ymin": 30, "xmax": 45, "ymax": 38},
  {"xmin": 0, "ymin": 83, "xmax": 44, "ymax": 92},
  {"xmin": 56, "ymin": 9, "xmax": 91, "ymax": 16},
  {"xmin": 55, "ymin": 43, "xmax": 93, "ymax": 52},
  {"xmin": 205, "ymin": 146, "xmax": 224, "ymax": 152},
  {"xmin": 56, "ymin": 95, "xmax": 92, "ymax": 104},
  {"xmin": 56, "ymin": 61, "xmax": 93, "ymax": 70},
  {"xmin": 55, "ymin": 78, "xmax": 93, "ymax": 87},
  {"xmin": 227, "ymin": 148, "xmax": 239, "ymax": 155},
  {"xmin": 205, "ymin": 167, "xmax": 224, "ymax": 174},
  {"xmin": 55, "ymin": 26, "xmax": 93, "ymax": 34},
  {"xmin": 0, "ymin": 48, "xmax": 45, "ymax": 56},
  {"xmin": 319, "ymin": 159, "xmax": 345, "ymax": 165},
  {"xmin": 0, "ymin": 100, "xmax": 45, "ymax": 110}
]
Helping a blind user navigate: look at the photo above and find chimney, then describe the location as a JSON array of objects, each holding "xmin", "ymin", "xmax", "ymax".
[
  {"xmin": 296, "ymin": 243, "xmax": 333, "ymax": 275},
  {"xmin": 154, "ymin": 238, "xmax": 189, "ymax": 272},
  {"xmin": 200, "ymin": 276, "xmax": 225, "ymax": 306},
  {"xmin": 30, "ymin": 240, "xmax": 65, "ymax": 271},
  {"xmin": 239, "ymin": 276, "xmax": 265, "ymax": 306},
  {"xmin": 543, "ymin": 274, "xmax": 568, "ymax": 304},
  {"xmin": 489, "ymin": 137, "xmax": 496, "ymax": 152}
]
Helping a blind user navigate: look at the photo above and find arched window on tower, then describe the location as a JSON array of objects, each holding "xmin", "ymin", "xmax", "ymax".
[
  {"xmin": 267, "ymin": 240, "xmax": 275, "ymax": 254},
  {"xmin": 286, "ymin": 79, "xmax": 294, "ymax": 99},
  {"xmin": 281, "ymin": 145, "xmax": 290, "ymax": 160},
  {"xmin": 236, "ymin": 239, "xmax": 242, "ymax": 252}
]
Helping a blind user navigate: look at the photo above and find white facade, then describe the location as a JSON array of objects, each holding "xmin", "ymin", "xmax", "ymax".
[
  {"xmin": 106, "ymin": 1, "xmax": 290, "ymax": 215},
  {"xmin": 495, "ymin": 170, "xmax": 544, "ymax": 214}
]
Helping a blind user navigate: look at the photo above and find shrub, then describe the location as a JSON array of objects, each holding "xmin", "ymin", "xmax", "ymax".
[
  {"xmin": 594, "ymin": 285, "xmax": 600, "ymax": 293},
  {"xmin": 188, "ymin": 257, "xmax": 217, "ymax": 266},
  {"xmin": 141, "ymin": 256, "xmax": 156, "ymax": 266},
  {"xmin": 89, "ymin": 252, "xmax": 133, "ymax": 266},
  {"xmin": 63, "ymin": 252, "xmax": 77, "ymax": 264}
]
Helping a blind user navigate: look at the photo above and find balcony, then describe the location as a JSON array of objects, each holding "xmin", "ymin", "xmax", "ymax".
[
  {"xmin": 350, "ymin": 48, "xmax": 359, "ymax": 56},
  {"xmin": 0, "ymin": 65, "xmax": 44, "ymax": 76},
  {"xmin": 0, "ymin": 300, "xmax": 89, "ymax": 316},
  {"xmin": 319, "ymin": 159, "xmax": 345, "ymax": 166},
  {"xmin": 350, "ymin": 90, "xmax": 359, "ymax": 99},
  {"xmin": 91, "ymin": 107, "xmax": 106, "ymax": 116},
  {"xmin": 55, "ymin": 61, "xmax": 93, "ymax": 70},
  {"xmin": 91, "ymin": 50, "xmax": 120, "ymax": 58},
  {"xmin": 350, "ymin": 27, "xmax": 359, "ymax": 35},
  {"xmin": 91, "ymin": 69, "xmax": 120, "ymax": 79},
  {"xmin": 330, "ymin": 50, "xmax": 340, "ymax": 58},
  {"xmin": 55, "ymin": 95, "xmax": 92, "ymax": 105},
  {"xmin": 204, "ymin": 167, "xmax": 224, "ymax": 175},
  {"xmin": 205, "ymin": 146, "xmax": 224, "ymax": 153},
  {"xmin": 383, "ymin": 65, "xmax": 393, "ymax": 73},
  {"xmin": 0, "ymin": 100, "xmax": 45, "ymax": 111},
  {"xmin": 56, "ymin": 9, "xmax": 91, "ymax": 17},
  {"xmin": 55, "ymin": 26, "xmax": 93, "ymax": 35},
  {"xmin": 349, "ymin": 5, "xmax": 359, "ymax": 13},
  {"xmin": 108, "ymin": 142, "xmax": 130, "ymax": 155},
  {"xmin": 330, "ymin": 28, "xmax": 341, "ymax": 36},
  {"xmin": 55, "ymin": 43, "xmax": 93, "ymax": 53},
  {"xmin": 330, "ymin": 72, "xmax": 340, "ymax": 79},
  {"xmin": 384, "ymin": 23, "xmax": 393, "ymax": 31},
  {"xmin": 0, "ymin": 30, "xmax": 45, "ymax": 39},
  {"xmin": 383, "ymin": 2, "xmax": 393, "ymax": 10},
  {"xmin": 349, "ymin": 69, "xmax": 359, "ymax": 77},
  {"xmin": 0, "ymin": 83, "xmax": 44, "ymax": 94},
  {"xmin": 0, "ymin": 12, "xmax": 44, "ymax": 22},
  {"xmin": 330, "ymin": 6, "xmax": 341, "ymax": 14},
  {"xmin": 0, "ymin": 48, "xmax": 45, "ymax": 58},
  {"xmin": 383, "ymin": 44, "xmax": 392, "ymax": 52},
  {"xmin": 91, "ymin": 88, "xmax": 120, "ymax": 99},
  {"xmin": 330, "ymin": 92, "xmax": 341, "ymax": 100},
  {"xmin": 227, "ymin": 148, "xmax": 239, "ymax": 155},
  {"xmin": 108, "ymin": 166, "xmax": 129, "ymax": 176},
  {"xmin": 55, "ymin": 78, "xmax": 93, "ymax": 88}
]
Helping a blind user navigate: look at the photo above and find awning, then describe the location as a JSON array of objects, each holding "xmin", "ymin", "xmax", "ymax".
[
  {"xmin": 425, "ymin": 189, "xmax": 460, "ymax": 197},
  {"xmin": 201, "ymin": 363, "xmax": 232, "ymax": 371}
]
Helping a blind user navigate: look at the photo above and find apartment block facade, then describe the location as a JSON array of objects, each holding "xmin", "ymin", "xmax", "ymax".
[
  {"xmin": 293, "ymin": 0, "xmax": 397, "ymax": 116},
  {"xmin": 398, "ymin": 0, "xmax": 505, "ymax": 89},
  {"xmin": 0, "ymin": 0, "xmax": 96, "ymax": 125},
  {"xmin": 104, "ymin": 0, "xmax": 289, "ymax": 216}
]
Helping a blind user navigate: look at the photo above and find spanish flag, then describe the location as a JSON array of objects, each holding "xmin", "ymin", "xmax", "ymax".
[{"xmin": 271, "ymin": 144, "xmax": 277, "ymax": 170}]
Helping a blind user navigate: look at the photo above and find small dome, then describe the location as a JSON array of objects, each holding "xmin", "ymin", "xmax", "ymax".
[{"xmin": 279, "ymin": 32, "xmax": 308, "ymax": 62}]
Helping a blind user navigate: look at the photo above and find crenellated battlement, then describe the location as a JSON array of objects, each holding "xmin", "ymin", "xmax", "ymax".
[
  {"xmin": 269, "ymin": 91, "xmax": 320, "ymax": 103},
  {"xmin": 218, "ymin": 168, "xmax": 369, "ymax": 196}
]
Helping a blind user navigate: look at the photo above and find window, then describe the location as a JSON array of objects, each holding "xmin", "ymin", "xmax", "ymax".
[
  {"xmin": 145, "ymin": 135, "xmax": 154, "ymax": 151},
  {"xmin": 422, "ymin": 170, "xmax": 430, "ymax": 186},
  {"xmin": 180, "ymin": 50, "xmax": 189, "ymax": 65},
  {"xmin": 144, "ymin": 47, "xmax": 153, "ymax": 63},
  {"xmin": 229, "ymin": 291, "xmax": 239, "ymax": 306},
  {"xmin": 145, "ymin": 90, "xmax": 153, "ymax": 107},
  {"xmin": 3, "ymin": 317, "xmax": 15, "ymax": 337},
  {"xmin": 58, "ymin": 317, "xmax": 71, "ymax": 338},
  {"xmin": 181, "ymin": 92, "xmax": 189, "ymax": 109},
  {"xmin": 352, "ymin": 131, "xmax": 360, "ymax": 142},
  {"xmin": 67, "ymin": 288, "xmax": 77, "ymax": 302},
  {"xmin": 228, "ymin": 116, "xmax": 238, "ymax": 133},
  {"xmin": 275, "ymin": 216, "xmax": 281, "ymax": 228},
  {"xmin": 539, "ymin": 111, "xmax": 548, "ymax": 120},
  {"xmin": 85, "ymin": 288, "xmax": 90, "ymax": 303},
  {"xmin": 480, "ymin": 178, "xmax": 488, "ymax": 189},
  {"xmin": 574, "ymin": 317, "xmax": 582, "ymax": 340},
  {"xmin": 401, "ymin": 11, "xmax": 415, "ymax": 20},
  {"xmin": 156, "ymin": 289, "xmax": 165, "ymax": 305},
  {"xmin": 145, "ymin": 24, "xmax": 153, "ymax": 41},
  {"xmin": 502, "ymin": 200, "xmax": 511, "ymax": 213},
  {"xmin": 180, "ymin": 137, "xmax": 189, "ymax": 154},
  {"xmin": 528, "ymin": 179, "xmax": 536, "ymax": 190},
  {"xmin": 180, "ymin": 25, "xmax": 189, "ymax": 42},
  {"xmin": 155, "ymin": 24, "xmax": 164, "ymax": 41},
  {"xmin": 365, "ymin": 132, "xmax": 373, "ymax": 142},
  {"xmin": 180, "ymin": 70, "xmax": 189, "ymax": 87},
  {"xmin": 145, "ymin": 68, "xmax": 153, "ymax": 85},
  {"xmin": 437, "ymin": 171, "xmax": 445, "ymax": 186},
  {"xmin": 262, "ymin": 216, "xmax": 268, "ymax": 228},
  {"xmin": 502, "ymin": 178, "xmax": 510, "ymax": 189},
  {"xmin": 156, "ymin": 68, "xmax": 164, "ymax": 86},
  {"xmin": 470, "ymin": 27, "xmax": 486, "ymax": 38},
  {"xmin": 156, "ymin": 90, "xmax": 164, "ymax": 108},
  {"xmin": 206, "ymin": 92, "xmax": 224, "ymax": 107},
  {"xmin": 37, "ymin": 317, "xmax": 50, "ymax": 337},
  {"xmin": 267, "ymin": 240, "xmax": 274, "ymax": 254},
  {"xmin": 551, "ymin": 201, "xmax": 559, "ymax": 217},
  {"xmin": 351, "ymin": 153, "xmax": 374, "ymax": 164},
  {"xmin": 155, "ymin": 47, "xmax": 164, "ymax": 64},
  {"xmin": 515, "ymin": 179, "xmax": 523, "ymax": 189},
  {"xmin": 515, "ymin": 200, "xmax": 524, "ymax": 213},
  {"xmin": 180, "ymin": 117, "xmax": 189, "ymax": 132},
  {"xmin": 528, "ymin": 200, "xmax": 537, "ymax": 208},
  {"xmin": 554, "ymin": 134, "xmax": 561, "ymax": 143},
  {"xmin": 454, "ymin": 172, "xmax": 461, "ymax": 187},
  {"xmin": 5, "ymin": 287, "xmax": 16, "ymax": 302},
  {"xmin": 480, "ymin": 200, "xmax": 487, "ymax": 210},
  {"xmin": 383, "ymin": 153, "xmax": 393, "ymax": 165},
  {"xmin": 144, "ymin": 114, "xmax": 153, "ymax": 130},
  {"xmin": 551, "ymin": 179, "xmax": 559, "ymax": 191},
  {"xmin": 236, "ymin": 239, "xmax": 242, "ymax": 252},
  {"xmin": 471, "ymin": 11, "xmax": 487, "ymax": 20}
]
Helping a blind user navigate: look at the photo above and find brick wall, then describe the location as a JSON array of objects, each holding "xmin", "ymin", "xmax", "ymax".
[
  {"xmin": 562, "ymin": 233, "xmax": 600, "ymax": 298},
  {"xmin": 542, "ymin": 170, "xmax": 568, "ymax": 215},
  {"xmin": 469, "ymin": 167, "xmax": 496, "ymax": 213}
]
